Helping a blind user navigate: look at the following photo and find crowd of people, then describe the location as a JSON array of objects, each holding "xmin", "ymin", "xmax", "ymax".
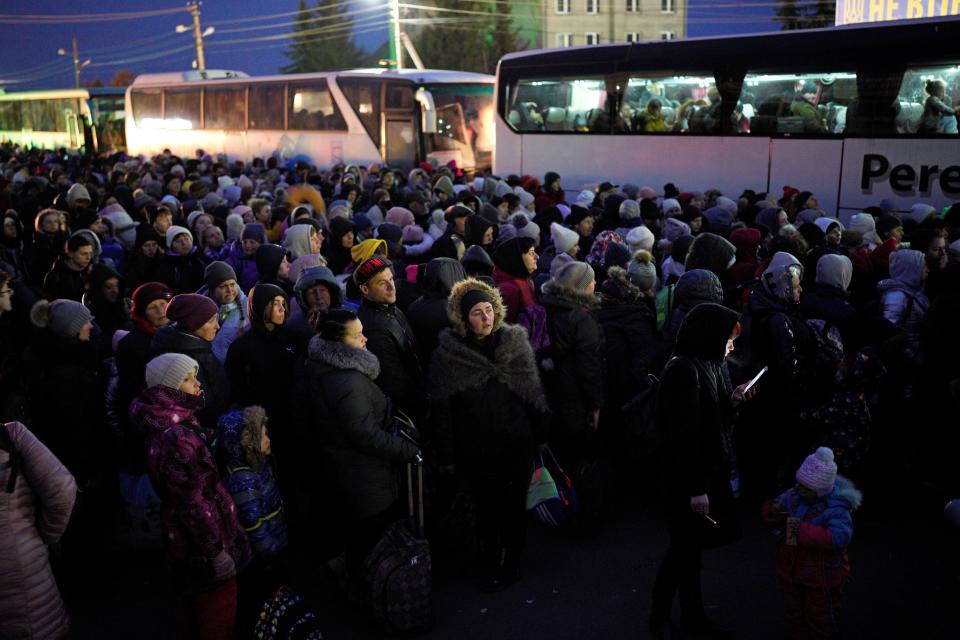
[{"xmin": 1, "ymin": 142, "xmax": 959, "ymax": 639}]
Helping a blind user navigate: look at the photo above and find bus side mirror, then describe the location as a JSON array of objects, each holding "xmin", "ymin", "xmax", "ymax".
[{"xmin": 416, "ymin": 89, "xmax": 437, "ymax": 134}]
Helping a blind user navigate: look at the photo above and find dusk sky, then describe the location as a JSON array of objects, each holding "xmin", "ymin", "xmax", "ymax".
[{"xmin": 1, "ymin": 0, "xmax": 783, "ymax": 90}]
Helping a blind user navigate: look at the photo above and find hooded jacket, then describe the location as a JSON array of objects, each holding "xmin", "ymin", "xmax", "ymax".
[
  {"xmin": 301, "ymin": 336, "xmax": 418, "ymax": 519},
  {"xmin": 226, "ymin": 240, "xmax": 260, "ymax": 294},
  {"xmin": 539, "ymin": 278, "xmax": 605, "ymax": 437},
  {"xmin": 224, "ymin": 284, "xmax": 298, "ymax": 430},
  {"xmin": 282, "ymin": 224, "xmax": 314, "ymax": 261},
  {"xmin": 429, "ymin": 279, "xmax": 549, "ymax": 471},
  {"xmin": 129, "ymin": 386, "xmax": 251, "ymax": 589},
  {"xmin": 685, "ymin": 232, "xmax": 737, "ymax": 281},
  {"xmin": 217, "ymin": 409, "xmax": 288, "ymax": 561},
  {"xmin": 287, "ymin": 266, "xmax": 341, "ymax": 353},
  {"xmin": 664, "ymin": 268, "xmax": 724, "ymax": 345},
  {"xmin": 799, "ymin": 254, "xmax": 859, "ymax": 346},
  {"xmin": 597, "ymin": 267, "xmax": 667, "ymax": 413},
  {"xmin": 196, "ymin": 285, "xmax": 248, "ymax": 364},
  {"xmin": 0, "ymin": 421, "xmax": 77, "ymax": 640},
  {"xmin": 876, "ymin": 249, "xmax": 929, "ymax": 357},
  {"xmin": 727, "ymin": 227, "xmax": 761, "ymax": 287},
  {"xmin": 406, "ymin": 258, "xmax": 467, "ymax": 364},
  {"xmin": 658, "ymin": 303, "xmax": 739, "ymax": 506}
]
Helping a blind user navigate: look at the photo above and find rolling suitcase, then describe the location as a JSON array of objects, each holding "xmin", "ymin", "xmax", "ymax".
[{"xmin": 362, "ymin": 461, "xmax": 435, "ymax": 634}]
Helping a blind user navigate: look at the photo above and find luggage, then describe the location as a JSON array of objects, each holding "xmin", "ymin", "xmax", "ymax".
[{"xmin": 362, "ymin": 462, "xmax": 435, "ymax": 634}]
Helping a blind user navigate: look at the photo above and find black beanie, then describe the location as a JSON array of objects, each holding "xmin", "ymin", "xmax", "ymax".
[
  {"xmin": 492, "ymin": 236, "xmax": 535, "ymax": 279},
  {"xmin": 459, "ymin": 288, "xmax": 493, "ymax": 322}
]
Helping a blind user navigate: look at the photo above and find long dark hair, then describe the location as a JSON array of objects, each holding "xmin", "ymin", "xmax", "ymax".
[{"xmin": 316, "ymin": 308, "xmax": 358, "ymax": 342}]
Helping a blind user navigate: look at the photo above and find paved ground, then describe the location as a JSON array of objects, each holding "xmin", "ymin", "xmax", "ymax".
[{"xmin": 64, "ymin": 486, "xmax": 955, "ymax": 639}]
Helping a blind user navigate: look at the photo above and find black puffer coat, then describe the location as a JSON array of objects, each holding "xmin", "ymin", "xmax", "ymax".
[
  {"xmin": 302, "ymin": 336, "xmax": 419, "ymax": 519},
  {"xmin": 150, "ymin": 325, "xmax": 230, "ymax": 429},
  {"xmin": 156, "ymin": 249, "xmax": 207, "ymax": 294},
  {"xmin": 596, "ymin": 267, "xmax": 667, "ymax": 413},
  {"xmin": 41, "ymin": 256, "xmax": 87, "ymax": 302},
  {"xmin": 540, "ymin": 279, "xmax": 605, "ymax": 437}
]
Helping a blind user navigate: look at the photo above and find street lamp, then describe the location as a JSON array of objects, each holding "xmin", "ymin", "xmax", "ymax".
[
  {"xmin": 57, "ymin": 38, "xmax": 87, "ymax": 89},
  {"xmin": 176, "ymin": 3, "xmax": 214, "ymax": 71}
]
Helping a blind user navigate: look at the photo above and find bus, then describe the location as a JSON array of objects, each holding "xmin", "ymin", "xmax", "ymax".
[
  {"xmin": 494, "ymin": 17, "xmax": 960, "ymax": 222},
  {"xmin": 125, "ymin": 68, "xmax": 495, "ymax": 172},
  {"xmin": 0, "ymin": 87, "xmax": 127, "ymax": 154}
]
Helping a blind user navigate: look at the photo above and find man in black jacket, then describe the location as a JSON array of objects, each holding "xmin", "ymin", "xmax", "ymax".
[{"xmin": 354, "ymin": 256, "xmax": 425, "ymax": 423}]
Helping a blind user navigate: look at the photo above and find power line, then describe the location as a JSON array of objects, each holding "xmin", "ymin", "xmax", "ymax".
[{"xmin": 0, "ymin": 7, "xmax": 185, "ymax": 25}]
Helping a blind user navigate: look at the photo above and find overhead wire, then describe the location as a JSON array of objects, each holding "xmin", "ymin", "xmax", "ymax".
[{"xmin": 0, "ymin": 7, "xmax": 186, "ymax": 25}]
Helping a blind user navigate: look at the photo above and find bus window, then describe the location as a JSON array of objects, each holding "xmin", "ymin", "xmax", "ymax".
[
  {"xmin": 740, "ymin": 72, "xmax": 856, "ymax": 135},
  {"xmin": 131, "ymin": 89, "xmax": 162, "ymax": 127},
  {"xmin": 204, "ymin": 86, "xmax": 245, "ymax": 130},
  {"xmin": 248, "ymin": 83, "xmax": 285, "ymax": 130},
  {"xmin": 507, "ymin": 77, "xmax": 609, "ymax": 133},
  {"xmin": 288, "ymin": 82, "xmax": 347, "ymax": 131},
  {"xmin": 623, "ymin": 74, "xmax": 716, "ymax": 133},
  {"xmin": 338, "ymin": 77, "xmax": 381, "ymax": 143},
  {"xmin": 896, "ymin": 66, "xmax": 959, "ymax": 135},
  {"xmin": 0, "ymin": 102, "xmax": 21, "ymax": 130},
  {"xmin": 25, "ymin": 100, "xmax": 59, "ymax": 132},
  {"xmin": 164, "ymin": 89, "xmax": 201, "ymax": 129},
  {"xmin": 385, "ymin": 83, "xmax": 415, "ymax": 110},
  {"xmin": 425, "ymin": 83, "xmax": 494, "ymax": 159}
]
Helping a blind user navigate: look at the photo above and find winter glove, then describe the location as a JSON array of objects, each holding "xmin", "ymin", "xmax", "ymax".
[{"xmin": 211, "ymin": 550, "xmax": 236, "ymax": 582}]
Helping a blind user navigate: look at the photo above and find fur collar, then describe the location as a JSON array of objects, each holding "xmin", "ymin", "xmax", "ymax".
[
  {"xmin": 430, "ymin": 324, "xmax": 549, "ymax": 412},
  {"xmin": 308, "ymin": 335, "xmax": 380, "ymax": 379},
  {"xmin": 541, "ymin": 279, "xmax": 601, "ymax": 309},
  {"xmin": 601, "ymin": 266, "xmax": 646, "ymax": 305},
  {"xmin": 446, "ymin": 278, "xmax": 507, "ymax": 337}
]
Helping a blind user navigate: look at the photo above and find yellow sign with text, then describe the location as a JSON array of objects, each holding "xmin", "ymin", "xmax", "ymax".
[{"xmin": 836, "ymin": 0, "xmax": 960, "ymax": 25}]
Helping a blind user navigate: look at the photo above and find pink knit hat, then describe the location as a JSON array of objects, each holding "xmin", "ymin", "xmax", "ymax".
[
  {"xmin": 385, "ymin": 206, "xmax": 415, "ymax": 228},
  {"xmin": 796, "ymin": 447, "xmax": 837, "ymax": 497}
]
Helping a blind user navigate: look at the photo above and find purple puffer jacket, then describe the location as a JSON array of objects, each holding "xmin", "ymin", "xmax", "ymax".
[
  {"xmin": 129, "ymin": 386, "xmax": 251, "ymax": 590},
  {"xmin": 226, "ymin": 241, "xmax": 260, "ymax": 295}
]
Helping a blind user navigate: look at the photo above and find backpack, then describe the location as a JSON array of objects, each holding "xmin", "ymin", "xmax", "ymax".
[
  {"xmin": 655, "ymin": 284, "xmax": 676, "ymax": 331},
  {"xmin": 619, "ymin": 372, "xmax": 662, "ymax": 468},
  {"xmin": 0, "ymin": 423, "xmax": 19, "ymax": 493},
  {"xmin": 517, "ymin": 303, "xmax": 551, "ymax": 353},
  {"xmin": 253, "ymin": 585, "xmax": 323, "ymax": 640}
]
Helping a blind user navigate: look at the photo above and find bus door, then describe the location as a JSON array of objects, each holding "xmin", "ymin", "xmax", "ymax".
[
  {"xmin": 381, "ymin": 81, "xmax": 417, "ymax": 171},
  {"xmin": 64, "ymin": 104, "xmax": 81, "ymax": 149}
]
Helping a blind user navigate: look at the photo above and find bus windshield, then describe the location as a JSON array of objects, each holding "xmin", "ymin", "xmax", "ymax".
[{"xmin": 424, "ymin": 83, "xmax": 494, "ymax": 160}]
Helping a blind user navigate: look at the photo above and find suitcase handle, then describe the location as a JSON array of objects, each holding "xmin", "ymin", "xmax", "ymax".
[{"xmin": 406, "ymin": 461, "xmax": 425, "ymax": 538}]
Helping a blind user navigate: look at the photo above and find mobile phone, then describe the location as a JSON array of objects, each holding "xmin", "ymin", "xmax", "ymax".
[
  {"xmin": 743, "ymin": 366, "xmax": 768, "ymax": 393},
  {"xmin": 701, "ymin": 513, "xmax": 718, "ymax": 526}
]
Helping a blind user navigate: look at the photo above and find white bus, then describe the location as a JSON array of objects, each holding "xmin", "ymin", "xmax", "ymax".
[
  {"xmin": 0, "ymin": 87, "xmax": 127, "ymax": 153},
  {"xmin": 494, "ymin": 17, "xmax": 960, "ymax": 222},
  {"xmin": 125, "ymin": 68, "xmax": 495, "ymax": 172},
  {"xmin": 0, "ymin": 89, "xmax": 93, "ymax": 151}
]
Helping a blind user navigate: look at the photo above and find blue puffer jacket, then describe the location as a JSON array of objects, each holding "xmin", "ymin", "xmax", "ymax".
[
  {"xmin": 766, "ymin": 475, "xmax": 862, "ymax": 589},
  {"xmin": 217, "ymin": 409, "xmax": 288, "ymax": 561}
]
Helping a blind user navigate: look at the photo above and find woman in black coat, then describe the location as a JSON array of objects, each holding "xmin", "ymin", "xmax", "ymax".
[
  {"xmin": 649, "ymin": 302, "xmax": 753, "ymax": 638},
  {"xmin": 430, "ymin": 279, "xmax": 550, "ymax": 591},
  {"xmin": 302, "ymin": 309, "xmax": 420, "ymax": 575},
  {"xmin": 539, "ymin": 260, "xmax": 605, "ymax": 472}
]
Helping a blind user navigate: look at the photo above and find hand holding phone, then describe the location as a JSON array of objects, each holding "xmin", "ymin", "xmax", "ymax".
[{"xmin": 733, "ymin": 366, "xmax": 767, "ymax": 405}]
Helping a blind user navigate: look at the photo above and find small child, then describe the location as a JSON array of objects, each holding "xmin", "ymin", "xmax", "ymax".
[
  {"xmin": 217, "ymin": 406, "xmax": 288, "ymax": 563},
  {"xmin": 763, "ymin": 447, "xmax": 862, "ymax": 639}
]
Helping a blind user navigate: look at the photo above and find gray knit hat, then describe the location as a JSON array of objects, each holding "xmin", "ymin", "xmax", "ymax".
[
  {"xmin": 30, "ymin": 299, "xmax": 93, "ymax": 338},
  {"xmin": 145, "ymin": 353, "xmax": 199, "ymax": 391},
  {"xmin": 627, "ymin": 250, "xmax": 658, "ymax": 291},
  {"xmin": 554, "ymin": 260, "xmax": 595, "ymax": 291},
  {"xmin": 204, "ymin": 261, "xmax": 237, "ymax": 293}
]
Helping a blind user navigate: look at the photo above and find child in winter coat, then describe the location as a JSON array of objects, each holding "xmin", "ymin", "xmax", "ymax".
[
  {"xmin": 129, "ymin": 353, "xmax": 251, "ymax": 640},
  {"xmin": 217, "ymin": 406, "xmax": 288, "ymax": 564},
  {"xmin": 763, "ymin": 447, "xmax": 862, "ymax": 640}
]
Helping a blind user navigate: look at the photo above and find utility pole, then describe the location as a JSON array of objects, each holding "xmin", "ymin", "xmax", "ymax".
[
  {"xmin": 391, "ymin": 0, "xmax": 403, "ymax": 70},
  {"xmin": 71, "ymin": 37, "xmax": 80, "ymax": 88},
  {"xmin": 188, "ymin": 2, "xmax": 206, "ymax": 71}
]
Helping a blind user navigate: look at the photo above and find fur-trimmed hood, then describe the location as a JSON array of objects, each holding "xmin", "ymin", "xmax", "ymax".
[
  {"xmin": 600, "ymin": 265, "xmax": 646, "ymax": 305},
  {"xmin": 307, "ymin": 335, "xmax": 380, "ymax": 379},
  {"xmin": 541, "ymin": 278, "xmax": 601, "ymax": 310},
  {"xmin": 430, "ymin": 324, "xmax": 549, "ymax": 412},
  {"xmin": 832, "ymin": 475, "xmax": 863, "ymax": 511},
  {"xmin": 446, "ymin": 278, "xmax": 506, "ymax": 337}
]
